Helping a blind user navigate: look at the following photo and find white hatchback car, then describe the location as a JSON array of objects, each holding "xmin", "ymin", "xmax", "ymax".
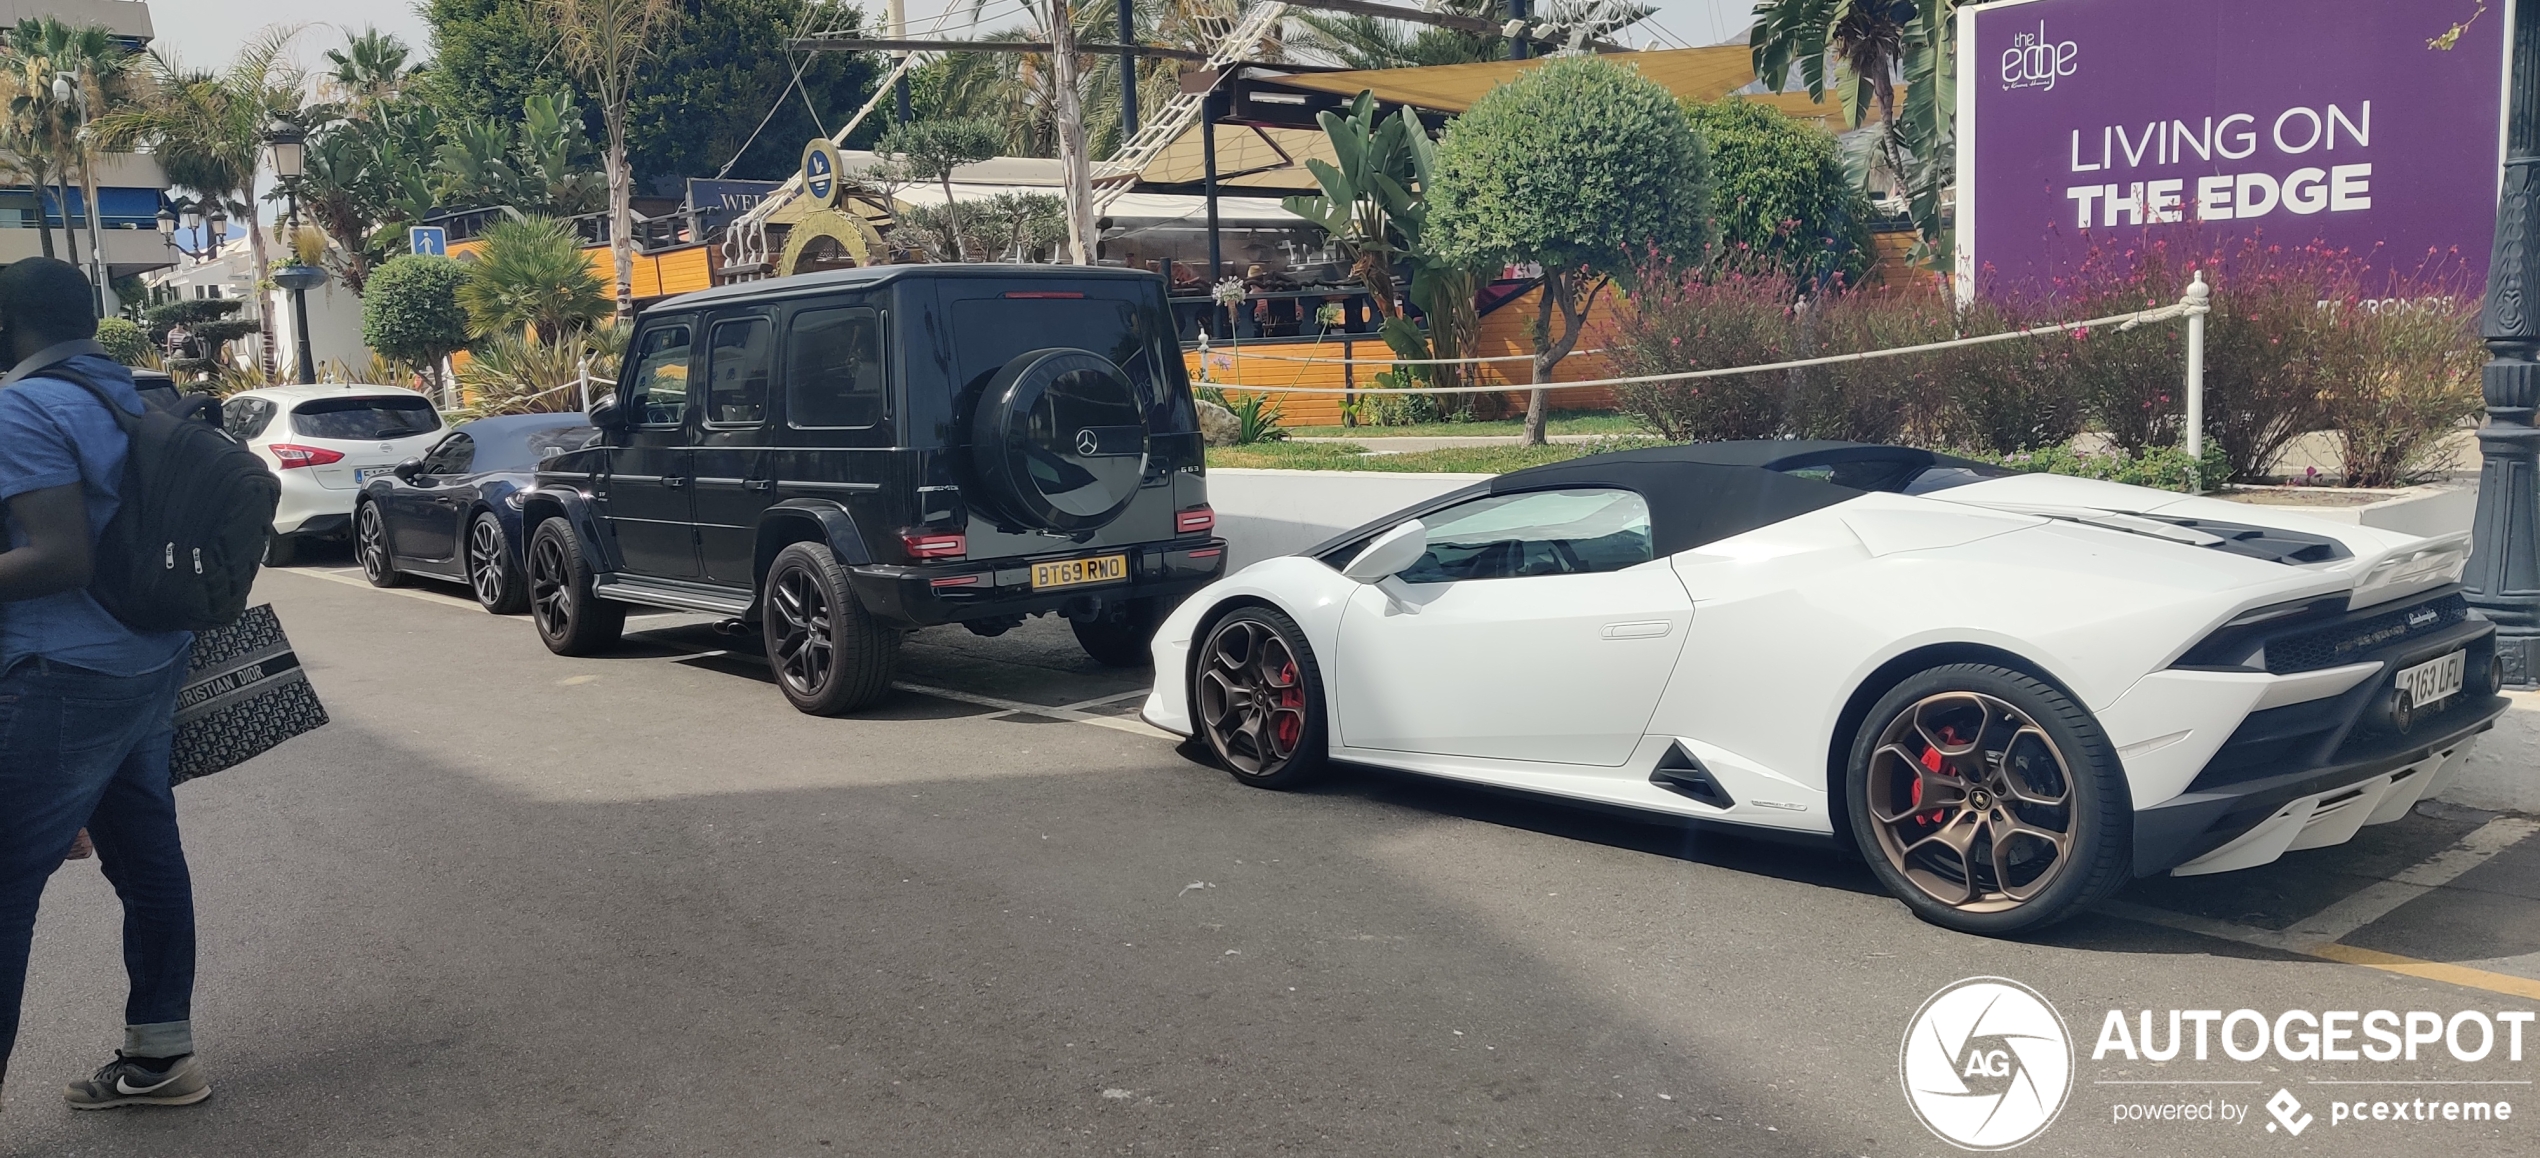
[{"xmin": 221, "ymin": 383, "xmax": 446, "ymax": 564}]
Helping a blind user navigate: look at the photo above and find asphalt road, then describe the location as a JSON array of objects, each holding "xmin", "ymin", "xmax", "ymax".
[{"xmin": 7, "ymin": 557, "xmax": 2540, "ymax": 1157}]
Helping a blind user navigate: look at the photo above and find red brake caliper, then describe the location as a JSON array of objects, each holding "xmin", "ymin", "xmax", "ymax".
[
  {"xmin": 1273, "ymin": 659, "xmax": 1303, "ymax": 749},
  {"xmin": 1915, "ymin": 731, "xmax": 1954, "ymax": 823}
]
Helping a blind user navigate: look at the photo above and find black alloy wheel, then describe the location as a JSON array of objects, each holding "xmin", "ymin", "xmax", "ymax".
[
  {"xmin": 1194, "ymin": 606, "xmax": 1328, "ymax": 788},
  {"xmin": 468, "ymin": 511, "xmax": 529, "ymax": 615},
  {"xmin": 356, "ymin": 503, "xmax": 399, "ymax": 588},
  {"xmin": 1846, "ymin": 663, "xmax": 2131, "ymax": 935},
  {"xmin": 526, "ymin": 518, "xmax": 624, "ymax": 655},
  {"xmin": 761, "ymin": 542, "xmax": 898, "ymax": 715}
]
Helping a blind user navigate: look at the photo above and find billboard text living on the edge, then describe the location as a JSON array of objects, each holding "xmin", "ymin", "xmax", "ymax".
[{"xmin": 1954, "ymin": 0, "xmax": 2509, "ymax": 299}]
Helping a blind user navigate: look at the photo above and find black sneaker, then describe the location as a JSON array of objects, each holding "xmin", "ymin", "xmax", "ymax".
[{"xmin": 63, "ymin": 1052, "xmax": 211, "ymax": 1109}]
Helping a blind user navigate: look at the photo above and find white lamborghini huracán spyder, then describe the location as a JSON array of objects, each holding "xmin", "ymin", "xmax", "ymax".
[{"xmin": 1141, "ymin": 442, "xmax": 2508, "ymax": 935}]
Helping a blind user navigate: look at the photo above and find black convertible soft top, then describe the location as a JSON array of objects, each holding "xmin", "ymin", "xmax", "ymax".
[{"xmin": 1304, "ymin": 440, "xmax": 2008, "ymax": 562}]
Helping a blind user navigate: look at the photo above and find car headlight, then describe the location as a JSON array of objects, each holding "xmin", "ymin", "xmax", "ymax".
[{"xmin": 502, "ymin": 492, "xmax": 524, "ymax": 510}]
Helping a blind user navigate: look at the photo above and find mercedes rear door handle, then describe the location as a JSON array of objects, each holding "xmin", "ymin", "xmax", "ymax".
[
  {"xmin": 1601, "ymin": 620, "xmax": 1672, "ymax": 640},
  {"xmin": 661, "ymin": 475, "xmax": 688, "ymax": 489},
  {"xmin": 744, "ymin": 479, "xmax": 775, "ymax": 492}
]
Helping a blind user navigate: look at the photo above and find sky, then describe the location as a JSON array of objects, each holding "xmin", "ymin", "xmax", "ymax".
[{"xmin": 146, "ymin": 0, "xmax": 1754, "ymax": 74}]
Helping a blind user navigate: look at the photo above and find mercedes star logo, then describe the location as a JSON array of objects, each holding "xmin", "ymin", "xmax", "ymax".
[{"xmin": 1075, "ymin": 428, "xmax": 1102, "ymax": 456}]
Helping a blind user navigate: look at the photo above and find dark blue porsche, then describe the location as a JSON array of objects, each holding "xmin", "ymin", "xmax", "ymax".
[{"xmin": 355, "ymin": 412, "xmax": 598, "ymax": 613}]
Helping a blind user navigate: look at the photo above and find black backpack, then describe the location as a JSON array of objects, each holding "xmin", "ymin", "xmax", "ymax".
[{"xmin": 43, "ymin": 364, "xmax": 279, "ymax": 633}]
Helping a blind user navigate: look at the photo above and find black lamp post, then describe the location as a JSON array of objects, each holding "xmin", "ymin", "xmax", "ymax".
[
  {"xmin": 2472, "ymin": 2, "xmax": 2540, "ymax": 687},
  {"xmin": 265, "ymin": 119, "xmax": 322, "ymax": 385}
]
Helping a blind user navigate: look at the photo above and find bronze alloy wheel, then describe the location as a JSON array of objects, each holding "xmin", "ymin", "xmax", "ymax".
[
  {"xmin": 1195, "ymin": 609, "xmax": 1327, "ymax": 786},
  {"xmin": 1865, "ymin": 690, "xmax": 2077, "ymax": 914},
  {"xmin": 356, "ymin": 503, "xmax": 398, "ymax": 587}
]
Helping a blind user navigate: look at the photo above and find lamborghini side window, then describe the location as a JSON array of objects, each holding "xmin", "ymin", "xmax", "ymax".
[{"xmin": 1396, "ymin": 488, "xmax": 1653, "ymax": 583}]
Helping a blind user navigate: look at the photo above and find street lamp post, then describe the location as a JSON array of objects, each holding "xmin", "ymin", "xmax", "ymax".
[
  {"xmin": 265, "ymin": 120, "xmax": 322, "ymax": 385},
  {"xmin": 2472, "ymin": 0, "xmax": 2540, "ymax": 688}
]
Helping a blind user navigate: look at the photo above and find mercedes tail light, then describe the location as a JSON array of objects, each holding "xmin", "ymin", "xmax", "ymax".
[
  {"xmin": 1176, "ymin": 505, "xmax": 1216, "ymax": 534},
  {"xmin": 900, "ymin": 530, "xmax": 967, "ymax": 561}
]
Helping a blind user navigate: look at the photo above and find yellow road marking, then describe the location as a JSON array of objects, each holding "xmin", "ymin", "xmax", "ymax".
[
  {"xmin": 2109, "ymin": 817, "xmax": 2540, "ymax": 1002},
  {"xmin": 2308, "ymin": 943, "xmax": 2540, "ymax": 1001}
]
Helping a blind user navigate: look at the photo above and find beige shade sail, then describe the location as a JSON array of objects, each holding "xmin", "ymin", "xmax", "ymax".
[
  {"xmin": 1125, "ymin": 48, "xmax": 1889, "ymax": 194},
  {"xmin": 1132, "ymin": 122, "xmax": 1340, "ymax": 194},
  {"xmin": 1265, "ymin": 45, "xmax": 1759, "ymax": 115}
]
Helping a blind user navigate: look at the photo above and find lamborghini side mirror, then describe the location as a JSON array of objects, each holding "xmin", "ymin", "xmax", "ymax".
[{"xmin": 1342, "ymin": 519, "xmax": 1427, "ymax": 583}]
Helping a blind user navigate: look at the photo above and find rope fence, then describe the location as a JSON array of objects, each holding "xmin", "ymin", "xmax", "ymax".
[{"xmin": 1195, "ymin": 282, "xmax": 2211, "ymax": 396}]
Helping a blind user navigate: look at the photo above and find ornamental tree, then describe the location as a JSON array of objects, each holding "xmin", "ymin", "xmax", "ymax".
[
  {"xmin": 1429, "ymin": 55, "xmax": 1713, "ymax": 443},
  {"xmin": 363, "ymin": 253, "xmax": 474, "ymax": 401},
  {"xmin": 1684, "ymin": 99, "xmax": 1874, "ymax": 290}
]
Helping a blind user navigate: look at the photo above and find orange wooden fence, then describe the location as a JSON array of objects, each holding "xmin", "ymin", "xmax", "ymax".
[{"xmin": 1186, "ymin": 284, "xmax": 1623, "ymax": 427}]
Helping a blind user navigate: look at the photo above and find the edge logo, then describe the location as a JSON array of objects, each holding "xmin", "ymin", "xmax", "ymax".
[
  {"xmin": 1901, "ymin": 977, "xmax": 2074, "ymax": 1151},
  {"xmin": 2001, "ymin": 21, "xmax": 2078, "ymax": 93}
]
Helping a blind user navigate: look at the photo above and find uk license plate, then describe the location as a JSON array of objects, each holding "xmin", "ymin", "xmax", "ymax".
[
  {"xmin": 2395, "ymin": 650, "xmax": 2466, "ymax": 709},
  {"xmin": 1031, "ymin": 554, "xmax": 1127, "ymax": 590}
]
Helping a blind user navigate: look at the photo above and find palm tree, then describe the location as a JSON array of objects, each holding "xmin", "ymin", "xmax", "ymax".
[
  {"xmin": 550, "ymin": 0, "xmax": 675, "ymax": 321},
  {"xmin": 1748, "ymin": 0, "xmax": 1970, "ymax": 266},
  {"xmin": 97, "ymin": 26, "xmax": 308, "ymax": 378},
  {"xmin": 1287, "ymin": 0, "xmax": 1506, "ymax": 69},
  {"xmin": 0, "ymin": 18, "xmax": 127, "ymax": 264},
  {"xmin": 323, "ymin": 26, "xmax": 417, "ymax": 113},
  {"xmin": 459, "ymin": 215, "xmax": 609, "ymax": 341}
]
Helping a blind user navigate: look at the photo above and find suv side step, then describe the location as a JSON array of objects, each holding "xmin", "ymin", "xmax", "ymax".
[{"xmin": 592, "ymin": 576, "xmax": 754, "ymax": 617}]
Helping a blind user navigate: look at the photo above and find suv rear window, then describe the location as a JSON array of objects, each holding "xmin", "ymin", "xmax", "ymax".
[
  {"xmin": 950, "ymin": 295, "xmax": 1169, "ymax": 413},
  {"xmin": 292, "ymin": 395, "xmax": 441, "ymax": 441}
]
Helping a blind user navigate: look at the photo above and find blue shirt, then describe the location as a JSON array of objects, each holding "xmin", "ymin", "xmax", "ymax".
[{"xmin": 0, "ymin": 345, "xmax": 191, "ymax": 675}]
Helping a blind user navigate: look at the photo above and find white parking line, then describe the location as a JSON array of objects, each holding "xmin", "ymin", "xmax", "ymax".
[
  {"xmin": 893, "ymin": 681, "xmax": 1176, "ymax": 740},
  {"xmin": 1057, "ymin": 689, "xmax": 1154, "ymax": 712},
  {"xmin": 278, "ymin": 564, "xmax": 483, "ymax": 611}
]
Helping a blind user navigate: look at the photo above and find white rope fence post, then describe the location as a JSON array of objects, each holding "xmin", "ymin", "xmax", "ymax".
[
  {"xmin": 2181, "ymin": 271, "xmax": 2212, "ymax": 493},
  {"xmin": 579, "ymin": 355, "xmax": 593, "ymax": 414}
]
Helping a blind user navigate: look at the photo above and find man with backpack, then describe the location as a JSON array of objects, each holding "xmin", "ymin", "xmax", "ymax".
[{"xmin": 0, "ymin": 258, "xmax": 210, "ymax": 1112}]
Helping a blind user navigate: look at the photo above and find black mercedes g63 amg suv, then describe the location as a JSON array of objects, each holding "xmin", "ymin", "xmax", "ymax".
[{"xmin": 520, "ymin": 264, "xmax": 1227, "ymax": 714}]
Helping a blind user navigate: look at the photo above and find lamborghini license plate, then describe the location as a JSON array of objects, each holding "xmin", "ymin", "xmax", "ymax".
[
  {"xmin": 2396, "ymin": 650, "xmax": 2466, "ymax": 709},
  {"xmin": 1031, "ymin": 554, "xmax": 1127, "ymax": 590}
]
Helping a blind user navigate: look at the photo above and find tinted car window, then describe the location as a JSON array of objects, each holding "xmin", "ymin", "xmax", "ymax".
[
  {"xmin": 222, "ymin": 397, "xmax": 276, "ymax": 441},
  {"xmin": 1396, "ymin": 489, "xmax": 1654, "ymax": 583},
  {"xmin": 950, "ymin": 296, "xmax": 1166, "ymax": 414},
  {"xmin": 291, "ymin": 395, "xmax": 441, "ymax": 440},
  {"xmin": 523, "ymin": 424, "xmax": 597, "ymax": 461},
  {"xmin": 419, "ymin": 433, "xmax": 475, "ymax": 474},
  {"xmin": 704, "ymin": 317, "xmax": 773, "ymax": 426},
  {"xmin": 785, "ymin": 306, "xmax": 884, "ymax": 429},
  {"xmin": 627, "ymin": 323, "xmax": 693, "ymax": 427}
]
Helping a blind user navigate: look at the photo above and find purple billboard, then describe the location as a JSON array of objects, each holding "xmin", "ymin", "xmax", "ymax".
[{"xmin": 1956, "ymin": 0, "xmax": 2508, "ymax": 297}]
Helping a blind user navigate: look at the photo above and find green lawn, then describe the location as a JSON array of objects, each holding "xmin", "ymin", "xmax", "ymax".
[
  {"xmin": 1207, "ymin": 436, "xmax": 1666, "ymax": 474},
  {"xmin": 1282, "ymin": 413, "xmax": 1649, "ymax": 439}
]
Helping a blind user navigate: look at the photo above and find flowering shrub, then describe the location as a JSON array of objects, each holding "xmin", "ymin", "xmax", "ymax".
[{"xmin": 1610, "ymin": 233, "xmax": 2484, "ymax": 483}]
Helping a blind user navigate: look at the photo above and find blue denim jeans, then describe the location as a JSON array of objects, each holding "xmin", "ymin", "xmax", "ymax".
[{"xmin": 0, "ymin": 652, "xmax": 194, "ymax": 1080}]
